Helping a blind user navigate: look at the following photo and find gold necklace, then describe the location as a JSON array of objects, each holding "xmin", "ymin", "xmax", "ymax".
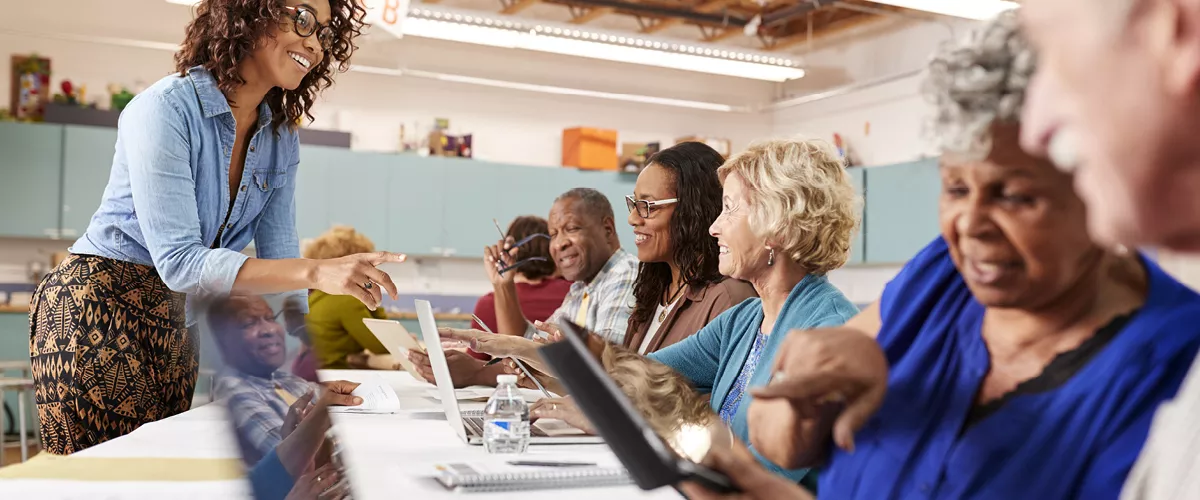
[{"xmin": 659, "ymin": 283, "xmax": 687, "ymax": 322}]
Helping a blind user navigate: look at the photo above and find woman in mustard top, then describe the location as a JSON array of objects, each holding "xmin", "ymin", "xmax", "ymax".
[{"xmin": 301, "ymin": 226, "xmax": 391, "ymax": 372}]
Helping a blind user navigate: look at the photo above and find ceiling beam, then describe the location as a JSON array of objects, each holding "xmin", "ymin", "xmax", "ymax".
[
  {"xmin": 766, "ymin": 12, "xmax": 883, "ymax": 51},
  {"xmin": 570, "ymin": 6, "xmax": 614, "ymax": 24},
  {"xmin": 501, "ymin": 0, "xmax": 540, "ymax": 15},
  {"xmin": 704, "ymin": 28, "xmax": 742, "ymax": 43},
  {"xmin": 553, "ymin": 0, "xmax": 750, "ymax": 26},
  {"xmin": 761, "ymin": 0, "xmax": 834, "ymax": 28},
  {"xmin": 640, "ymin": 0, "xmax": 738, "ymax": 33},
  {"xmin": 641, "ymin": 18, "xmax": 681, "ymax": 33}
]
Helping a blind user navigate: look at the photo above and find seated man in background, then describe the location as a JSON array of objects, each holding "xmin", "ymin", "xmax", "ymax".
[
  {"xmin": 467, "ymin": 215, "xmax": 571, "ymax": 360},
  {"xmin": 410, "ymin": 187, "xmax": 639, "ymax": 387},
  {"xmin": 210, "ymin": 295, "xmax": 361, "ymax": 464}
]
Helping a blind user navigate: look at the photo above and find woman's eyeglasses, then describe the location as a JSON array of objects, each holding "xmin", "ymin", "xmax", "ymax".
[
  {"xmin": 626, "ymin": 195, "xmax": 679, "ymax": 219},
  {"xmin": 495, "ymin": 233, "xmax": 551, "ymax": 276},
  {"xmin": 284, "ymin": 5, "xmax": 334, "ymax": 52}
]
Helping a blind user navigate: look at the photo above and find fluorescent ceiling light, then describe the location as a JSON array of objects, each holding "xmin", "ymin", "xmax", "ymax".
[
  {"xmin": 401, "ymin": 18, "xmax": 802, "ymax": 82},
  {"xmin": 864, "ymin": 0, "xmax": 1018, "ymax": 20},
  {"xmin": 164, "ymin": 0, "xmax": 804, "ymax": 82}
]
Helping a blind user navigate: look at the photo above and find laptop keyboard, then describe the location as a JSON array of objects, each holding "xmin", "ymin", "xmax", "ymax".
[
  {"xmin": 462, "ymin": 410, "xmax": 548, "ymax": 438},
  {"xmin": 462, "ymin": 411, "xmax": 485, "ymax": 437}
]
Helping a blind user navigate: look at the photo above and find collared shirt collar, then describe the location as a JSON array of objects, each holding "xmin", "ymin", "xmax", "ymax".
[
  {"xmin": 188, "ymin": 65, "xmax": 274, "ymax": 131},
  {"xmin": 574, "ymin": 248, "xmax": 634, "ymax": 292}
]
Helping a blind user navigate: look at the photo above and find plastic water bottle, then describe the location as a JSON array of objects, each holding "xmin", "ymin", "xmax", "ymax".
[{"xmin": 483, "ymin": 374, "xmax": 531, "ymax": 454}]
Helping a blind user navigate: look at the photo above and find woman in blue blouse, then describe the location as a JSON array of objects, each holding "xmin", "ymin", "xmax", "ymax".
[
  {"xmin": 456, "ymin": 137, "xmax": 861, "ymax": 487},
  {"xmin": 683, "ymin": 12, "xmax": 1200, "ymax": 500},
  {"xmin": 29, "ymin": 0, "xmax": 403, "ymax": 455}
]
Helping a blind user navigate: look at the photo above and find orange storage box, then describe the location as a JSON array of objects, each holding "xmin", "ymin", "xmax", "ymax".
[{"xmin": 562, "ymin": 127, "xmax": 618, "ymax": 171}]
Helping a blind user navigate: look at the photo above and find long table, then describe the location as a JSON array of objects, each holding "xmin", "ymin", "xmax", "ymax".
[{"xmin": 0, "ymin": 369, "xmax": 682, "ymax": 500}]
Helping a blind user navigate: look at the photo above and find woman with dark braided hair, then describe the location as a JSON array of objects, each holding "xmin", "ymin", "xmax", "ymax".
[
  {"xmin": 622, "ymin": 141, "xmax": 756, "ymax": 354},
  {"xmin": 29, "ymin": 0, "xmax": 404, "ymax": 455}
]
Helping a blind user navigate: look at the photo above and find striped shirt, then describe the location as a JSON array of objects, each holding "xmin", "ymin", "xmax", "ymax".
[
  {"xmin": 525, "ymin": 248, "xmax": 638, "ymax": 344},
  {"xmin": 215, "ymin": 368, "xmax": 314, "ymax": 464},
  {"xmin": 1121, "ymin": 354, "xmax": 1200, "ymax": 500}
]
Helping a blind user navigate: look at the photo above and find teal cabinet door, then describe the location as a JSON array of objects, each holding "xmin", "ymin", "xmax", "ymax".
[
  {"xmin": 326, "ymin": 150, "xmax": 390, "ymax": 248},
  {"xmin": 492, "ymin": 164, "xmax": 569, "ymax": 228},
  {"xmin": 864, "ymin": 159, "xmax": 942, "ymax": 263},
  {"xmin": 579, "ymin": 170, "xmax": 639, "ymax": 252},
  {"xmin": 295, "ymin": 145, "xmax": 333, "ymax": 241},
  {"xmin": 0, "ymin": 123, "xmax": 63, "ymax": 238},
  {"xmin": 386, "ymin": 155, "xmax": 446, "ymax": 256},
  {"xmin": 61, "ymin": 125, "xmax": 118, "ymax": 239},
  {"xmin": 440, "ymin": 159, "xmax": 509, "ymax": 258},
  {"xmin": 847, "ymin": 167, "xmax": 866, "ymax": 264}
]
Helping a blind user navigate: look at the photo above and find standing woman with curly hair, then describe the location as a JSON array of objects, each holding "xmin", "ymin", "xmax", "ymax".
[
  {"xmin": 29, "ymin": 0, "xmax": 402, "ymax": 455},
  {"xmin": 622, "ymin": 141, "xmax": 757, "ymax": 354}
]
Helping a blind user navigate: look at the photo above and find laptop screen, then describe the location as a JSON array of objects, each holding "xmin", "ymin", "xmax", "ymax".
[
  {"xmin": 414, "ymin": 299, "xmax": 471, "ymax": 443},
  {"xmin": 538, "ymin": 319, "xmax": 682, "ymax": 490}
]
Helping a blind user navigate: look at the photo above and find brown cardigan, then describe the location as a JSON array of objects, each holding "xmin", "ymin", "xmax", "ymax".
[{"xmin": 622, "ymin": 277, "xmax": 758, "ymax": 354}]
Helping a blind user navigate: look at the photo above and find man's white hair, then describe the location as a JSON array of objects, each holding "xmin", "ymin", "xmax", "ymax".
[{"xmin": 922, "ymin": 9, "xmax": 1036, "ymax": 159}]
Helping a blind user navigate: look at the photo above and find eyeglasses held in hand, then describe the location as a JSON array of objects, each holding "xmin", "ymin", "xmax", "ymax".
[
  {"xmin": 284, "ymin": 5, "xmax": 334, "ymax": 51},
  {"xmin": 626, "ymin": 195, "xmax": 679, "ymax": 218},
  {"xmin": 495, "ymin": 233, "xmax": 551, "ymax": 276}
]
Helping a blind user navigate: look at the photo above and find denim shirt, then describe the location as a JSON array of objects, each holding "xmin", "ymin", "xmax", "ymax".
[{"xmin": 71, "ymin": 67, "xmax": 307, "ymax": 319}]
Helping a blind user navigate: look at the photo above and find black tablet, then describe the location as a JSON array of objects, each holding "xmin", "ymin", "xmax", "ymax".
[{"xmin": 538, "ymin": 319, "xmax": 740, "ymax": 494}]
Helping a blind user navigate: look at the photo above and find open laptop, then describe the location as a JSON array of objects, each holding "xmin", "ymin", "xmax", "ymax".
[
  {"xmin": 413, "ymin": 299, "xmax": 604, "ymax": 446},
  {"xmin": 538, "ymin": 318, "xmax": 740, "ymax": 493}
]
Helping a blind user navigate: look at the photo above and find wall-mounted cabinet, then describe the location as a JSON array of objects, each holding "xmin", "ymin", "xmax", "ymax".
[
  {"xmin": 847, "ymin": 167, "xmax": 866, "ymax": 265},
  {"xmin": 863, "ymin": 159, "xmax": 941, "ymax": 263},
  {"xmin": 0, "ymin": 122, "xmax": 63, "ymax": 238},
  {"xmin": 61, "ymin": 125, "xmax": 119, "ymax": 239},
  {"xmin": 0, "ymin": 122, "xmax": 941, "ymax": 267}
]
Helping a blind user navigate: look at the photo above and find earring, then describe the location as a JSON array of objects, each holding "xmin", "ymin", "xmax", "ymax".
[
  {"xmin": 767, "ymin": 247, "xmax": 775, "ymax": 266},
  {"xmin": 1114, "ymin": 244, "xmax": 1129, "ymax": 256}
]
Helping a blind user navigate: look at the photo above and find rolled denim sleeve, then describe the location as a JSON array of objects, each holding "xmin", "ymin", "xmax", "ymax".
[
  {"xmin": 122, "ymin": 92, "xmax": 247, "ymax": 295},
  {"xmin": 253, "ymin": 144, "xmax": 307, "ymax": 312}
]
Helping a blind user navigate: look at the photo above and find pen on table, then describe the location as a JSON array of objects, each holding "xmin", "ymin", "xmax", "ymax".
[
  {"xmin": 507, "ymin": 460, "xmax": 597, "ymax": 468},
  {"xmin": 471, "ymin": 314, "xmax": 553, "ymax": 398}
]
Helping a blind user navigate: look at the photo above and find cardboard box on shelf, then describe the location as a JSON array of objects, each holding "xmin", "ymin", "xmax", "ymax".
[
  {"xmin": 619, "ymin": 142, "xmax": 660, "ymax": 174},
  {"xmin": 563, "ymin": 127, "xmax": 618, "ymax": 171},
  {"xmin": 676, "ymin": 135, "xmax": 732, "ymax": 158}
]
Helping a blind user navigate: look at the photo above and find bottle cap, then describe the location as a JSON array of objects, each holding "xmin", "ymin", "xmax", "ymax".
[{"xmin": 497, "ymin": 374, "xmax": 518, "ymax": 385}]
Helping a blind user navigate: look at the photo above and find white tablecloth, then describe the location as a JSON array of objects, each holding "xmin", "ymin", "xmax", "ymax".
[{"xmin": 0, "ymin": 369, "xmax": 681, "ymax": 500}]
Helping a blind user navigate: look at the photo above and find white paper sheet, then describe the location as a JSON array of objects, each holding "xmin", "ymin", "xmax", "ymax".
[{"xmin": 329, "ymin": 375, "xmax": 403, "ymax": 414}]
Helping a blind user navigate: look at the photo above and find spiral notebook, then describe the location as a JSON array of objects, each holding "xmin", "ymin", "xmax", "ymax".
[{"xmin": 434, "ymin": 461, "xmax": 631, "ymax": 493}]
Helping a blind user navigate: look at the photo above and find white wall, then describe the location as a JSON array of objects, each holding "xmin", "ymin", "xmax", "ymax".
[
  {"xmin": 0, "ymin": 12, "xmax": 774, "ymax": 167},
  {"xmin": 769, "ymin": 20, "xmax": 974, "ymax": 166},
  {"xmin": 0, "ymin": 0, "xmax": 946, "ymax": 304}
]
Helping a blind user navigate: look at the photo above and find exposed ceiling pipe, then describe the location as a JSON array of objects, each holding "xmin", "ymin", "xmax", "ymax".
[
  {"xmin": 549, "ymin": 0, "xmax": 750, "ymax": 26},
  {"xmin": 761, "ymin": 67, "xmax": 921, "ymax": 111},
  {"xmin": 832, "ymin": 1, "xmax": 956, "ymax": 37},
  {"xmin": 761, "ymin": 0, "xmax": 830, "ymax": 29}
]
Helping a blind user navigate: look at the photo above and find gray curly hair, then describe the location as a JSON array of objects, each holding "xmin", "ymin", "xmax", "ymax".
[{"xmin": 922, "ymin": 10, "xmax": 1036, "ymax": 159}]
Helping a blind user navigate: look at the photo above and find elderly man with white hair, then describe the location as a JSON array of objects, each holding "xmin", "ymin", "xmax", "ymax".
[{"xmin": 1019, "ymin": 1, "xmax": 1200, "ymax": 498}]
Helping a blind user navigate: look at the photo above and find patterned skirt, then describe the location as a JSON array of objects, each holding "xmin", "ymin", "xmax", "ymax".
[{"xmin": 29, "ymin": 254, "xmax": 197, "ymax": 455}]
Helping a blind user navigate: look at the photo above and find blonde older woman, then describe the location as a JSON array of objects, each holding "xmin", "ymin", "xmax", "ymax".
[
  {"xmin": 300, "ymin": 226, "xmax": 393, "ymax": 376},
  {"xmin": 445, "ymin": 137, "xmax": 860, "ymax": 488}
]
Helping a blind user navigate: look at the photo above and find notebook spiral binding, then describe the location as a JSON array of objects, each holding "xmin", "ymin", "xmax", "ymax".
[{"xmin": 440, "ymin": 467, "xmax": 632, "ymax": 493}]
